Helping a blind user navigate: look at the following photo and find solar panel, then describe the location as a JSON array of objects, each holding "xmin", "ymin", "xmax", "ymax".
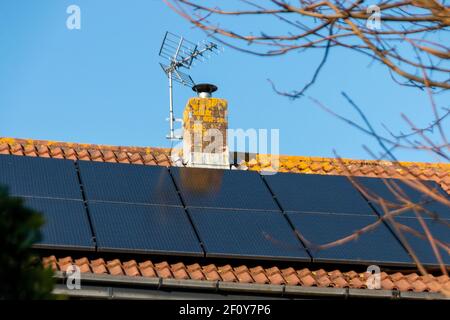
[
  {"xmin": 387, "ymin": 216, "xmax": 450, "ymax": 266},
  {"xmin": 0, "ymin": 155, "xmax": 81, "ymax": 200},
  {"xmin": 24, "ymin": 198, "xmax": 94, "ymax": 250},
  {"xmin": 78, "ymin": 161, "xmax": 181, "ymax": 206},
  {"xmin": 287, "ymin": 212, "xmax": 412, "ymax": 265},
  {"xmin": 88, "ymin": 202, "xmax": 203, "ymax": 256},
  {"xmin": 354, "ymin": 177, "xmax": 450, "ymax": 220},
  {"xmin": 171, "ymin": 167, "xmax": 279, "ymax": 211},
  {"xmin": 264, "ymin": 173, "xmax": 376, "ymax": 215},
  {"xmin": 189, "ymin": 208, "xmax": 310, "ymax": 261}
]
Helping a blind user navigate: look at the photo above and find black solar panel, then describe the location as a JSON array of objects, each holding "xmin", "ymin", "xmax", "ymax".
[
  {"xmin": 78, "ymin": 161, "xmax": 181, "ymax": 206},
  {"xmin": 189, "ymin": 208, "xmax": 310, "ymax": 261},
  {"xmin": 171, "ymin": 167, "xmax": 279, "ymax": 211},
  {"xmin": 354, "ymin": 177, "xmax": 450, "ymax": 220},
  {"xmin": 387, "ymin": 216, "xmax": 450, "ymax": 266},
  {"xmin": 0, "ymin": 155, "xmax": 81, "ymax": 200},
  {"xmin": 264, "ymin": 173, "xmax": 376, "ymax": 215},
  {"xmin": 24, "ymin": 198, "xmax": 94, "ymax": 250},
  {"xmin": 287, "ymin": 212, "xmax": 412, "ymax": 265},
  {"xmin": 88, "ymin": 202, "xmax": 203, "ymax": 256}
]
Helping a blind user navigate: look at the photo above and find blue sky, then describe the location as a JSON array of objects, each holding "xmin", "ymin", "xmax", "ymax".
[{"xmin": 0, "ymin": 0, "xmax": 448, "ymax": 162}]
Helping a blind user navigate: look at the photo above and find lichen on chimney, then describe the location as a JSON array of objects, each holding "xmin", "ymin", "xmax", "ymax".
[{"xmin": 182, "ymin": 96, "xmax": 229, "ymax": 168}]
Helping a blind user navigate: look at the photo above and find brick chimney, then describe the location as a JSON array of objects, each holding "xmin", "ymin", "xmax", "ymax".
[{"xmin": 182, "ymin": 84, "xmax": 229, "ymax": 168}]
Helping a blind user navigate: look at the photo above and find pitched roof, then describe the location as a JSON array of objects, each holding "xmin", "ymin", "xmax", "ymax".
[
  {"xmin": 1, "ymin": 137, "xmax": 449, "ymax": 299},
  {"xmin": 1, "ymin": 137, "xmax": 448, "ymax": 193}
]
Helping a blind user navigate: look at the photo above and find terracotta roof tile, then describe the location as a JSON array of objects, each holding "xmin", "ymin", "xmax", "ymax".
[
  {"xmin": 218, "ymin": 264, "xmax": 233, "ymax": 274},
  {"xmin": 297, "ymin": 268, "xmax": 312, "ymax": 278},
  {"xmin": 50, "ymin": 147, "xmax": 64, "ymax": 159},
  {"xmin": 171, "ymin": 262, "xmax": 186, "ymax": 272},
  {"xmin": 265, "ymin": 266, "xmax": 281, "ymax": 276},
  {"xmin": 332, "ymin": 276, "xmax": 349, "ymax": 288},
  {"xmin": 300, "ymin": 274, "xmax": 317, "ymax": 287},
  {"xmin": 91, "ymin": 258, "xmax": 105, "ymax": 266},
  {"xmin": 284, "ymin": 273, "xmax": 301, "ymax": 286},
  {"xmin": 173, "ymin": 268, "xmax": 189, "ymax": 280},
  {"xmin": 436, "ymin": 274, "xmax": 449, "ymax": 284},
  {"xmin": 43, "ymin": 256, "xmax": 450, "ymax": 296},
  {"xmin": 281, "ymin": 267, "xmax": 296, "ymax": 277},
  {"xmin": 316, "ymin": 276, "xmax": 332, "ymax": 287},
  {"xmin": 236, "ymin": 271, "xmax": 253, "ymax": 283},
  {"xmin": 107, "ymin": 264, "xmax": 124, "ymax": 276},
  {"xmin": 10, "ymin": 144, "xmax": 23, "ymax": 155},
  {"xmin": 64, "ymin": 148, "xmax": 77, "ymax": 160},
  {"xmin": 23, "ymin": 145, "xmax": 37, "ymax": 157},
  {"xmin": 140, "ymin": 266, "xmax": 157, "ymax": 278},
  {"xmin": 405, "ymin": 273, "xmax": 420, "ymax": 282},
  {"xmin": 220, "ymin": 270, "xmax": 238, "ymax": 282},
  {"xmin": 77, "ymin": 149, "xmax": 90, "ymax": 161},
  {"xmin": 381, "ymin": 278, "xmax": 395, "ymax": 290},
  {"xmin": 203, "ymin": 264, "xmax": 218, "ymax": 273},
  {"xmin": 390, "ymin": 272, "xmax": 405, "ymax": 282},
  {"xmin": 420, "ymin": 274, "xmax": 435, "ymax": 283},
  {"xmin": 188, "ymin": 269, "xmax": 205, "ymax": 281},
  {"xmin": 426, "ymin": 281, "xmax": 443, "ymax": 292},
  {"xmin": 186, "ymin": 263, "xmax": 201, "ymax": 272},
  {"xmin": 204, "ymin": 270, "xmax": 221, "ymax": 281},
  {"xmin": 313, "ymin": 269, "xmax": 327, "ymax": 278},
  {"xmin": 252, "ymin": 272, "xmax": 269, "ymax": 284},
  {"xmin": 58, "ymin": 256, "xmax": 73, "ymax": 266},
  {"xmin": 156, "ymin": 267, "xmax": 172, "ymax": 279},
  {"xmin": 411, "ymin": 280, "xmax": 428, "ymax": 292},
  {"xmin": 89, "ymin": 150, "xmax": 103, "ymax": 162},
  {"xmin": 138, "ymin": 260, "xmax": 153, "ymax": 269},
  {"xmin": 268, "ymin": 273, "xmax": 285, "ymax": 285},
  {"xmin": 394, "ymin": 279, "xmax": 413, "ymax": 291},
  {"xmin": 249, "ymin": 266, "xmax": 264, "ymax": 275},
  {"xmin": 91, "ymin": 263, "xmax": 108, "ymax": 274},
  {"xmin": 345, "ymin": 270, "xmax": 359, "ymax": 279},
  {"xmin": 154, "ymin": 261, "xmax": 170, "ymax": 270},
  {"xmin": 0, "ymin": 143, "xmax": 9, "ymax": 154},
  {"xmin": 348, "ymin": 277, "xmax": 366, "ymax": 289}
]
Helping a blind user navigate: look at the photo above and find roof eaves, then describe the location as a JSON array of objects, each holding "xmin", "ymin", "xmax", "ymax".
[{"xmin": 53, "ymin": 272, "xmax": 449, "ymax": 300}]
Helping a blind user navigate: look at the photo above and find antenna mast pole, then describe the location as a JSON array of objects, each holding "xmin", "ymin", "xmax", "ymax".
[
  {"xmin": 167, "ymin": 37, "xmax": 184, "ymax": 140},
  {"xmin": 168, "ymin": 71, "xmax": 174, "ymax": 140}
]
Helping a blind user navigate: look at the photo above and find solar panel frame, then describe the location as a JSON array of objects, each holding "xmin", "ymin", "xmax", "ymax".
[
  {"xmin": 171, "ymin": 167, "xmax": 280, "ymax": 211},
  {"xmin": 78, "ymin": 161, "xmax": 182, "ymax": 206},
  {"xmin": 264, "ymin": 172, "xmax": 378, "ymax": 216},
  {"xmin": 88, "ymin": 202, "xmax": 203, "ymax": 256},
  {"xmin": 287, "ymin": 212, "xmax": 413, "ymax": 266},
  {"xmin": 24, "ymin": 197, "xmax": 95, "ymax": 251},
  {"xmin": 354, "ymin": 176, "xmax": 450, "ymax": 220},
  {"xmin": 189, "ymin": 207, "xmax": 311, "ymax": 262},
  {"xmin": 0, "ymin": 154, "xmax": 82, "ymax": 200}
]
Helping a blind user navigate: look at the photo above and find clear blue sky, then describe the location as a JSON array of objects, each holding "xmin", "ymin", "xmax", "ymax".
[{"xmin": 0, "ymin": 0, "xmax": 448, "ymax": 162}]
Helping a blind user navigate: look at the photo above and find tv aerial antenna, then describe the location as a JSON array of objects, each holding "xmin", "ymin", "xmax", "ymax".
[{"xmin": 159, "ymin": 31, "xmax": 221, "ymax": 140}]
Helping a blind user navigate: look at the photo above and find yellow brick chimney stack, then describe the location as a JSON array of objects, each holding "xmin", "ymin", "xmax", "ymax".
[{"xmin": 182, "ymin": 84, "xmax": 229, "ymax": 168}]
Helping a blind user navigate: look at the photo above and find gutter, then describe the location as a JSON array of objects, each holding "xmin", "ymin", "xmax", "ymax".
[{"xmin": 53, "ymin": 272, "xmax": 448, "ymax": 300}]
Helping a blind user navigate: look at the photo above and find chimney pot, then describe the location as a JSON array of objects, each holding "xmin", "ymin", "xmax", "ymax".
[{"xmin": 192, "ymin": 83, "xmax": 218, "ymax": 98}]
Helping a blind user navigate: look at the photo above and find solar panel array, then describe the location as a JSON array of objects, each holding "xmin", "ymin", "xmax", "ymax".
[
  {"xmin": 0, "ymin": 155, "xmax": 94, "ymax": 251},
  {"xmin": 1, "ymin": 154, "xmax": 449, "ymax": 267}
]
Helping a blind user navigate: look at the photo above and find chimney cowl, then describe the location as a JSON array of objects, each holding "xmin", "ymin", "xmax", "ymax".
[{"xmin": 192, "ymin": 83, "xmax": 218, "ymax": 98}]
